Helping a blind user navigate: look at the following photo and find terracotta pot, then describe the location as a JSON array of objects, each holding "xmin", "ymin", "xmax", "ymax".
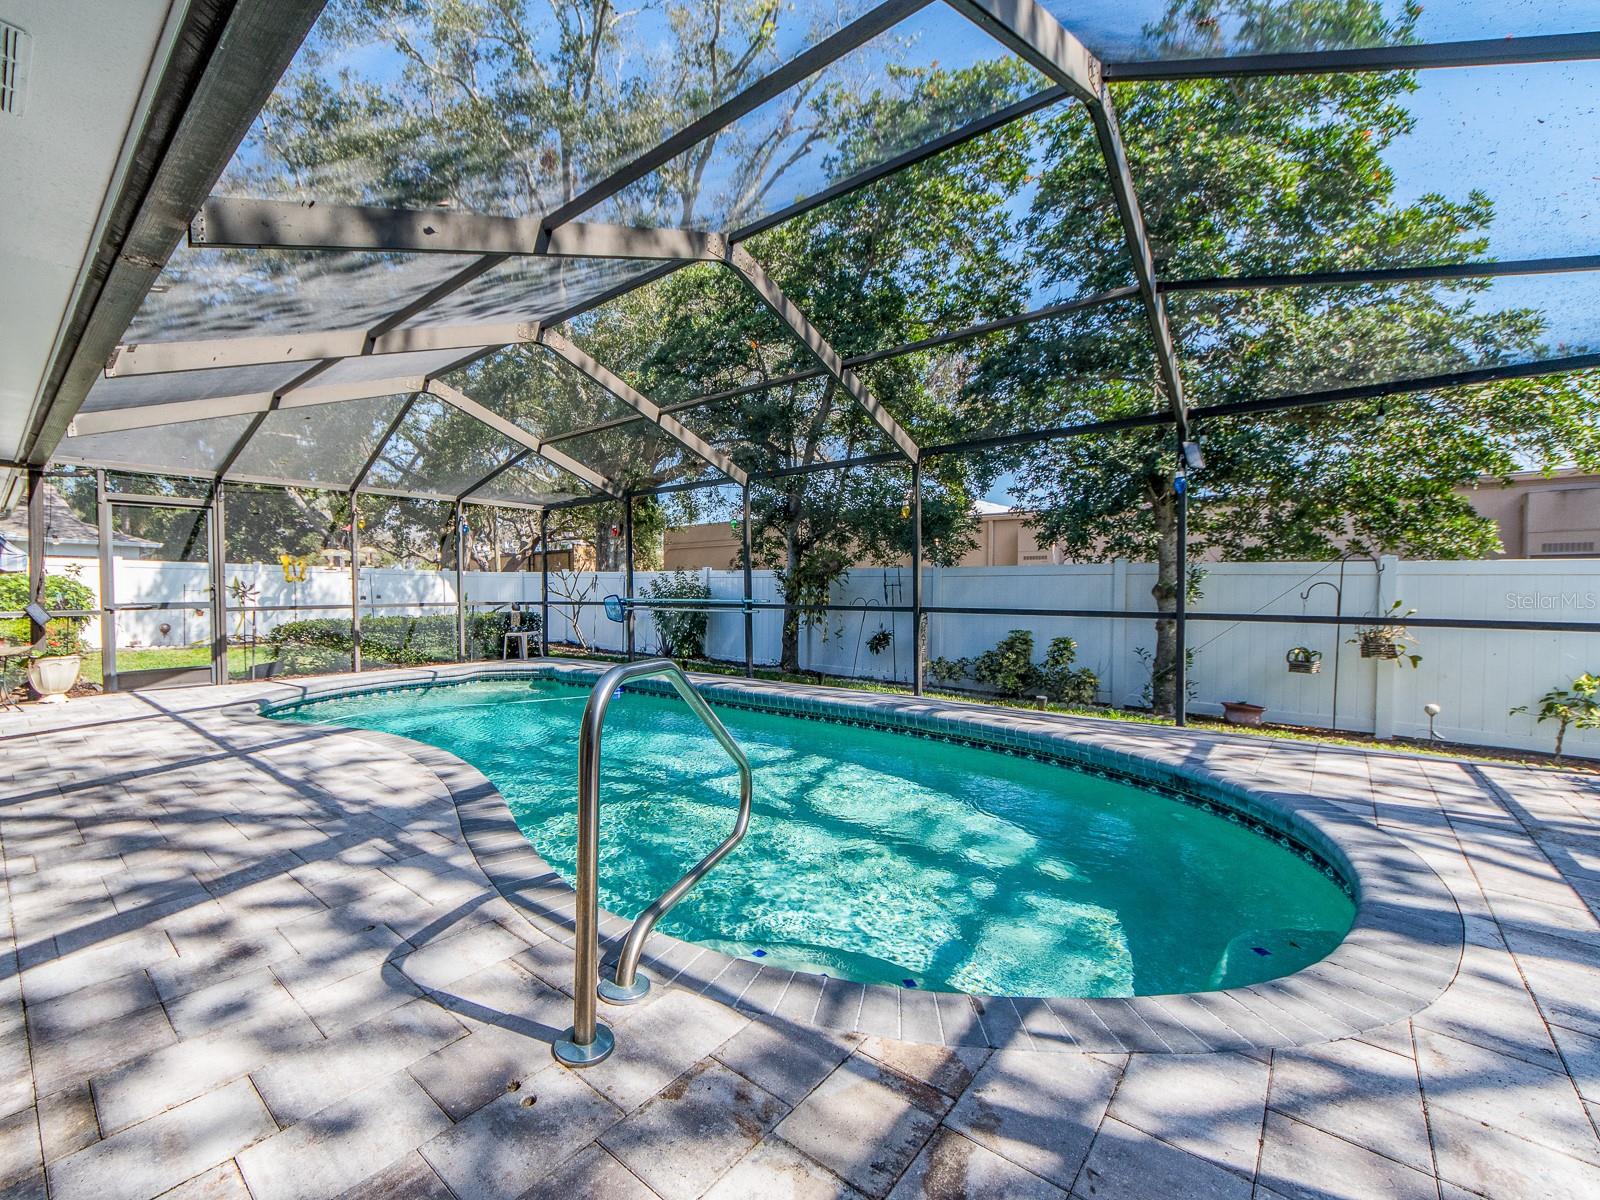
[
  {"xmin": 1221, "ymin": 700, "xmax": 1266, "ymax": 727},
  {"xmin": 27, "ymin": 655, "xmax": 80, "ymax": 704}
]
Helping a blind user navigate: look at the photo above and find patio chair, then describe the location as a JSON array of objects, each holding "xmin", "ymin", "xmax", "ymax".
[{"xmin": 502, "ymin": 606, "xmax": 536, "ymax": 659}]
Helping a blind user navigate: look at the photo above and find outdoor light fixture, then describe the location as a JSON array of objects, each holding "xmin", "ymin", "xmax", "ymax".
[
  {"xmin": 1181, "ymin": 440, "xmax": 1205, "ymax": 471},
  {"xmin": 22, "ymin": 603, "xmax": 48, "ymax": 627},
  {"xmin": 1424, "ymin": 702, "xmax": 1442, "ymax": 741}
]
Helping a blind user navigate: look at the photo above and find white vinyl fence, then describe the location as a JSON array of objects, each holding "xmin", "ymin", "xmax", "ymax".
[{"xmin": 33, "ymin": 554, "xmax": 1600, "ymax": 756}]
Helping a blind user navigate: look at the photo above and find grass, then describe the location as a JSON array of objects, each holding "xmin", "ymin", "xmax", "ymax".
[
  {"xmin": 64, "ymin": 645, "xmax": 301, "ymax": 687},
  {"xmin": 15, "ymin": 638, "xmax": 1583, "ymax": 771},
  {"xmin": 543, "ymin": 643, "xmax": 1586, "ymax": 770}
]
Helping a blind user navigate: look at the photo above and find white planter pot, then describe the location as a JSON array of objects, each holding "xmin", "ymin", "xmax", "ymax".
[{"xmin": 27, "ymin": 655, "xmax": 80, "ymax": 704}]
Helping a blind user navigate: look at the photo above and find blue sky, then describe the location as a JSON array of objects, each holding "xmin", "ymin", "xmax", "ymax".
[{"xmin": 246, "ymin": 2, "xmax": 1600, "ymax": 507}]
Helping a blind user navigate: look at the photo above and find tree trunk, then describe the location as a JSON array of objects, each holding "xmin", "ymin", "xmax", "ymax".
[
  {"xmin": 1150, "ymin": 482, "xmax": 1179, "ymax": 717},
  {"xmin": 774, "ymin": 385, "xmax": 837, "ymax": 674},
  {"xmin": 593, "ymin": 515, "xmax": 623, "ymax": 572},
  {"xmin": 779, "ymin": 490, "xmax": 803, "ymax": 673}
]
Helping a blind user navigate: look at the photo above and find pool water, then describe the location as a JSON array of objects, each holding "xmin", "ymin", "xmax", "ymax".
[{"xmin": 275, "ymin": 678, "xmax": 1354, "ymax": 997}]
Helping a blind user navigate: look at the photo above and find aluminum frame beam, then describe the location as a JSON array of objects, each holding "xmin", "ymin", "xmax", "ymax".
[
  {"xmin": 350, "ymin": 391, "xmax": 421, "ymax": 494},
  {"xmin": 943, "ymin": 0, "xmax": 1190, "ymax": 439},
  {"xmin": 63, "ymin": 350, "xmax": 1596, "ymax": 495},
  {"xmin": 1159, "ymin": 255, "xmax": 1600, "ymax": 293},
  {"xmin": 16, "ymin": 0, "xmax": 327, "ymax": 474},
  {"xmin": 538, "ymin": 351, "xmax": 1600, "ymax": 509},
  {"xmin": 107, "ymin": 9, "xmax": 1080, "ymax": 398},
  {"xmin": 542, "ymin": 284, "xmax": 1139, "ymax": 449},
  {"xmin": 106, "ymin": 319, "xmax": 540, "ymax": 378},
  {"xmin": 1103, "ymin": 31, "xmax": 1600, "ymax": 82},
  {"xmin": 422, "ymin": 378, "xmax": 622, "ymax": 496},
  {"xmin": 72, "ymin": 337, "xmax": 708, "ymax": 503},
  {"xmin": 66, "ymin": 375, "xmax": 431, "ymax": 437},
  {"xmin": 722, "ymin": 244, "xmax": 921, "ymax": 462},
  {"xmin": 539, "ymin": 0, "xmax": 935, "ymax": 231},
  {"xmin": 731, "ymin": 84, "xmax": 1071, "ymax": 242},
  {"xmin": 536, "ymin": 331, "xmax": 750, "ymax": 486},
  {"xmin": 457, "ymin": 449, "xmax": 533, "ymax": 503},
  {"xmin": 941, "ymin": 0, "xmax": 1099, "ymax": 101},
  {"xmin": 191, "ymin": 197, "xmax": 732, "ymax": 260}
]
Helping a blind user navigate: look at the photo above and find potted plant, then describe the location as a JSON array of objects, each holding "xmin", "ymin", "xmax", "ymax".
[
  {"xmin": 1221, "ymin": 700, "xmax": 1267, "ymax": 726},
  {"xmin": 1511, "ymin": 673, "xmax": 1600, "ymax": 763},
  {"xmin": 2, "ymin": 572, "xmax": 92, "ymax": 704},
  {"xmin": 1350, "ymin": 601, "xmax": 1421, "ymax": 667},
  {"xmin": 28, "ymin": 624, "xmax": 83, "ymax": 703},
  {"xmin": 1285, "ymin": 646, "xmax": 1322, "ymax": 675}
]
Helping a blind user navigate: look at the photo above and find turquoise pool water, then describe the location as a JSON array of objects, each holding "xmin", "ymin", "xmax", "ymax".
[{"xmin": 274, "ymin": 677, "xmax": 1354, "ymax": 997}]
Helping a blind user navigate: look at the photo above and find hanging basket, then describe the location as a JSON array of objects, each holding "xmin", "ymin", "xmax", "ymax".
[
  {"xmin": 1285, "ymin": 647, "xmax": 1322, "ymax": 675},
  {"xmin": 1358, "ymin": 630, "xmax": 1400, "ymax": 659}
]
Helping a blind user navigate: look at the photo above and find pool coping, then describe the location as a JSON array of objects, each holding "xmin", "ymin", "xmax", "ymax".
[{"xmin": 244, "ymin": 659, "xmax": 1466, "ymax": 1054}]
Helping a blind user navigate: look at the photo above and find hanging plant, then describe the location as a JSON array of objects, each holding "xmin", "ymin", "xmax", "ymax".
[
  {"xmin": 1349, "ymin": 601, "xmax": 1421, "ymax": 667},
  {"xmin": 1285, "ymin": 646, "xmax": 1322, "ymax": 675},
  {"xmin": 866, "ymin": 626, "xmax": 893, "ymax": 656}
]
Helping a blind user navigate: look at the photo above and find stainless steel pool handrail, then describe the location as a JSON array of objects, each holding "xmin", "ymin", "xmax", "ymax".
[{"xmin": 553, "ymin": 658, "xmax": 753, "ymax": 1068}]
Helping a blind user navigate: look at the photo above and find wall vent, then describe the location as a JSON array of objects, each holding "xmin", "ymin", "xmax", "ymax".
[
  {"xmin": 1537, "ymin": 541, "xmax": 1596, "ymax": 556},
  {"xmin": 0, "ymin": 22, "xmax": 29, "ymax": 116}
]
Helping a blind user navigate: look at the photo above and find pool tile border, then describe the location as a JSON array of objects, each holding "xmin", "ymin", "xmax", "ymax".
[{"xmin": 248, "ymin": 660, "xmax": 1466, "ymax": 1053}]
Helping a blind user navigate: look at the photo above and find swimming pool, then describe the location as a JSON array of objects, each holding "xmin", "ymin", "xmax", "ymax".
[{"xmin": 272, "ymin": 674, "xmax": 1355, "ymax": 998}]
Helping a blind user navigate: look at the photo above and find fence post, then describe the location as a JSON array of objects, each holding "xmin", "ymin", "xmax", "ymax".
[
  {"xmin": 741, "ymin": 483, "xmax": 753, "ymax": 677},
  {"xmin": 1372, "ymin": 555, "xmax": 1401, "ymax": 739},
  {"xmin": 454, "ymin": 502, "xmax": 467, "ymax": 661},
  {"xmin": 96, "ymin": 469, "xmax": 118, "ymax": 692},
  {"xmin": 623, "ymin": 497, "xmax": 635, "ymax": 661},
  {"xmin": 25, "ymin": 468, "xmax": 44, "ymax": 648},
  {"xmin": 211, "ymin": 483, "xmax": 228, "ymax": 684},
  {"xmin": 349, "ymin": 497, "xmax": 362, "ymax": 673},
  {"xmin": 1174, "ymin": 469, "xmax": 1188, "ymax": 726},
  {"xmin": 1110, "ymin": 557, "xmax": 1128, "ymax": 707},
  {"xmin": 911, "ymin": 461, "xmax": 924, "ymax": 696},
  {"xmin": 539, "ymin": 509, "xmax": 550, "ymax": 656}
]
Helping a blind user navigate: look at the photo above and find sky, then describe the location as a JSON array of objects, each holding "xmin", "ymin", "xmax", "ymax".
[{"xmin": 205, "ymin": 1, "xmax": 1600, "ymax": 509}]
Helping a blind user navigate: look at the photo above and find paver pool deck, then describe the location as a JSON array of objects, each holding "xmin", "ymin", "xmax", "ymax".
[{"xmin": 0, "ymin": 663, "xmax": 1596, "ymax": 1199}]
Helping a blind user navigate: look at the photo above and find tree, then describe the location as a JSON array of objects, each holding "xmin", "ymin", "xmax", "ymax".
[
  {"xmin": 988, "ymin": 0, "xmax": 1600, "ymax": 714},
  {"xmin": 1512, "ymin": 674, "xmax": 1600, "ymax": 763},
  {"xmin": 212, "ymin": 0, "xmax": 1024, "ymax": 601},
  {"xmin": 573, "ymin": 58, "xmax": 1038, "ymax": 669}
]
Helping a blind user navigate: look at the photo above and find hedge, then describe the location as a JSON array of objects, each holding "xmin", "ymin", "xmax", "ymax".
[{"xmin": 264, "ymin": 610, "xmax": 538, "ymax": 671}]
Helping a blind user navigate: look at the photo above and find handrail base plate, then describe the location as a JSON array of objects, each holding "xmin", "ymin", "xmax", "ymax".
[
  {"xmin": 598, "ymin": 975, "xmax": 652, "ymax": 1005},
  {"xmin": 553, "ymin": 1024, "xmax": 615, "ymax": 1067}
]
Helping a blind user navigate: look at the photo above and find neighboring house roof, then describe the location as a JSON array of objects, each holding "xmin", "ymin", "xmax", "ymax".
[{"xmin": 0, "ymin": 482, "xmax": 159, "ymax": 551}]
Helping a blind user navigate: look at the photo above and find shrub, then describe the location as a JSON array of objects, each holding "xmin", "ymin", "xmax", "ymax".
[
  {"xmin": 265, "ymin": 610, "xmax": 534, "ymax": 670},
  {"xmin": 642, "ymin": 571, "xmax": 711, "ymax": 659},
  {"xmin": 0, "ymin": 572, "xmax": 95, "ymax": 656},
  {"xmin": 1135, "ymin": 645, "xmax": 1198, "ymax": 706},
  {"xmin": 935, "ymin": 632, "xmax": 1100, "ymax": 705},
  {"xmin": 1040, "ymin": 637, "xmax": 1099, "ymax": 705},
  {"xmin": 1512, "ymin": 673, "xmax": 1600, "ymax": 762},
  {"xmin": 974, "ymin": 630, "xmax": 1042, "ymax": 698},
  {"xmin": 927, "ymin": 656, "xmax": 972, "ymax": 685}
]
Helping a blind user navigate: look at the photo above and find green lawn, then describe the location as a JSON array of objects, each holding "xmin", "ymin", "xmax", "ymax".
[
  {"xmin": 74, "ymin": 645, "xmax": 279, "ymax": 686},
  {"xmin": 548, "ymin": 646, "xmax": 1587, "ymax": 771},
  {"xmin": 16, "ymin": 640, "xmax": 1578, "ymax": 771}
]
